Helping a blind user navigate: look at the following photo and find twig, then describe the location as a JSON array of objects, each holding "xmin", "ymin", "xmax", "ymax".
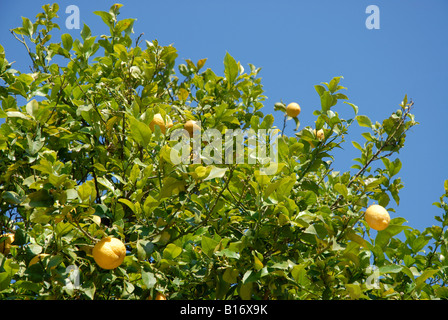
[
  {"xmin": 73, "ymin": 221, "xmax": 100, "ymax": 243},
  {"xmin": 330, "ymin": 101, "xmax": 414, "ymax": 210}
]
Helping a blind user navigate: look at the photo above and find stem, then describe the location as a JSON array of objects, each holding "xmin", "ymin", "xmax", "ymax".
[
  {"xmin": 169, "ymin": 166, "xmax": 236, "ymax": 243},
  {"xmin": 281, "ymin": 114, "xmax": 287, "ymax": 136},
  {"xmin": 72, "ymin": 221, "xmax": 100, "ymax": 243},
  {"xmin": 330, "ymin": 101, "xmax": 414, "ymax": 210}
]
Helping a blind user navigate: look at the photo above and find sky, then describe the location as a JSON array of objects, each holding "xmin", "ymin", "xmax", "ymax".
[{"xmin": 1, "ymin": 0, "xmax": 447, "ymax": 234}]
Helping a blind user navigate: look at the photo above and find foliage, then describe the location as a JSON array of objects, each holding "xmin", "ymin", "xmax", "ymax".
[{"xmin": 0, "ymin": 3, "xmax": 447, "ymax": 300}]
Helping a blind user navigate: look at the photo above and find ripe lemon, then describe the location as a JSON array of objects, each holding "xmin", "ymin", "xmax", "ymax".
[
  {"xmin": 29, "ymin": 253, "xmax": 50, "ymax": 267},
  {"xmin": 184, "ymin": 120, "xmax": 200, "ymax": 137},
  {"xmin": 286, "ymin": 102, "xmax": 301, "ymax": 118},
  {"xmin": 314, "ymin": 129, "xmax": 325, "ymax": 140},
  {"xmin": 310, "ymin": 129, "xmax": 325, "ymax": 148},
  {"xmin": 364, "ymin": 204, "xmax": 390, "ymax": 231},
  {"xmin": 150, "ymin": 113, "xmax": 173, "ymax": 134},
  {"xmin": 155, "ymin": 292, "xmax": 167, "ymax": 300},
  {"xmin": 0, "ymin": 233, "xmax": 14, "ymax": 255},
  {"xmin": 147, "ymin": 292, "xmax": 167, "ymax": 300},
  {"xmin": 92, "ymin": 237, "xmax": 126, "ymax": 270}
]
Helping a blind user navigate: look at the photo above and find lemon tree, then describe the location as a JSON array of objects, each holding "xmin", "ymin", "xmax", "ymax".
[{"xmin": 0, "ymin": 3, "xmax": 448, "ymax": 300}]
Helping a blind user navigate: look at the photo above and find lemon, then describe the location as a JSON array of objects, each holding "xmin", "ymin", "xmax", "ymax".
[
  {"xmin": 286, "ymin": 102, "xmax": 301, "ymax": 118},
  {"xmin": 365, "ymin": 204, "xmax": 390, "ymax": 231},
  {"xmin": 0, "ymin": 233, "xmax": 15, "ymax": 255},
  {"xmin": 184, "ymin": 120, "xmax": 200, "ymax": 137},
  {"xmin": 148, "ymin": 292, "xmax": 167, "ymax": 300},
  {"xmin": 155, "ymin": 292, "xmax": 167, "ymax": 300},
  {"xmin": 314, "ymin": 129, "xmax": 325, "ymax": 140},
  {"xmin": 92, "ymin": 237, "xmax": 126, "ymax": 270},
  {"xmin": 310, "ymin": 129, "xmax": 325, "ymax": 148},
  {"xmin": 149, "ymin": 113, "xmax": 173, "ymax": 134}
]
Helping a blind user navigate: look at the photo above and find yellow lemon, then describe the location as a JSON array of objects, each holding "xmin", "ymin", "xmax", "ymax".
[
  {"xmin": 0, "ymin": 233, "xmax": 15, "ymax": 255},
  {"xmin": 155, "ymin": 292, "xmax": 167, "ymax": 300},
  {"xmin": 184, "ymin": 120, "xmax": 201, "ymax": 137},
  {"xmin": 365, "ymin": 204, "xmax": 390, "ymax": 231},
  {"xmin": 150, "ymin": 113, "xmax": 173, "ymax": 134},
  {"xmin": 92, "ymin": 237, "xmax": 126, "ymax": 270},
  {"xmin": 310, "ymin": 129, "xmax": 325, "ymax": 148},
  {"xmin": 314, "ymin": 129, "xmax": 325, "ymax": 140},
  {"xmin": 286, "ymin": 102, "xmax": 301, "ymax": 118},
  {"xmin": 147, "ymin": 292, "xmax": 167, "ymax": 300}
]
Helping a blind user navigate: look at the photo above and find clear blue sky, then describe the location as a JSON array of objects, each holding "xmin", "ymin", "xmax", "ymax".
[{"xmin": 1, "ymin": 1, "xmax": 447, "ymax": 233}]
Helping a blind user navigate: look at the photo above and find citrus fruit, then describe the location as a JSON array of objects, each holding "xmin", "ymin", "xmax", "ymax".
[
  {"xmin": 314, "ymin": 129, "xmax": 325, "ymax": 140},
  {"xmin": 149, "ymin": 113, "xmax": 173, "ymax": 134},
  {"xmin": 0, "ymin": 233, "xmax": 14, "ymax": 255},
  {"xmin": 184, "ymin": 120, "xmax": 200, "ymax": 137},
  {"xmin": 147, "ymin": 292, "xmax": 167, "ymax": 300},
  {"xmin": 155, "ymin": 292, "xmax": 167, "ymax": 300},
  {"xmin": 286, "ymin": 102, "xmax": 301, "ymax": 117},
  {"xmin": 364, "ymin": 204, "xmax": 390, "ymax": 231},
  {"xmin": 310, "ymin": 129, "xmax": 325, "ymax": 148},
  {"xmin": 92, "ymin": 237, "xmax": 126, "ymax": 270}
]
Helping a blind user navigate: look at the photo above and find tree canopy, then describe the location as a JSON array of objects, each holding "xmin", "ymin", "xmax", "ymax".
[{"xmin": 0, "ymin": 3, "xmax": 447, "ymax": 300}]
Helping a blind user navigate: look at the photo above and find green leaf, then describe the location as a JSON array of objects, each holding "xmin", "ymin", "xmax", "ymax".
[
  {"xmin": 215, "ymin": 248, "xmax": 240, "ymax": 260},
  {"xmin": 297, "ymin": 190, "xmax": 317, "ymax": 208},
  {"xmin": 334, "ymin": 183, "xmax": 348, "ymax": 198},
  {"xmin": 291, "ymin": 264, "xmax": 308, "ymax": 286},
  {"xmin": 3, "ymin": 258, "xmax": 19, "ymax": 277},
  {"xmin": 77, "ymin": 181, "xmax": 96, "ymax": 203},
  {"xmin": 159, "ymin": 177, "xmax": 184, "ymax": 199},
  {"xmin": 320, "ymin": 91, "xmax": 337, "ymax": 112},
  {"xmin": 141, "ymin": 270, "xmax": 157, "ymax": 289},
  {"xmin": 314, "ymin": 85, "xmax": 326, "ymax": 97},
  {"xmin": 142, "ymin": 194, "xmax": 158, "ymax": 216},
  {"xmin": 204, "ymin": 166, "xmax": 228, "ymax": 181},
  {"xmin": 2, "ymin": 191, "xmax": 23, "ymax": 205},
  {"xmin": 352, "ymin": 141, "xmax": 363, "ymax": 151},
  {"xmin": 415, "ymin": 269, "xmax": 439, "ymax": 291},
  {"xmin": 129, "ymin": 116, "xmax": 151, "ymax": 148},
  {"xmin": 375, "ymin": 218, "xmax": 410, "ymax": 249},
  {"xmin": 163, "ymin": 243, "xmax": 182, "ymax": 260},
  {"xmin": 61, "ymin": 33, "xmax": 73, "ymax": 51},
  {"xmin": 259, "ymin": 114, "xmax": 274, "ymax": 130},
  {"xmin": 93, "ymin": 11, "xmax": 114, "ymax": 28},
  {"xmin": 115, "ymin": 18, "xmax": 135, "ymax": 34},
  {"xmin": 223, "ymin": 268, "xmax": 239, "ymax": 284},
  {"xmin": 97, "ymin": 177, "xmax": 115, "ymax": 194},
  {"xmin": 26, "ymin": 99, "xmax": 39, "ymax": 118},
  {"xmin": 224, "ymin": 52, "xmax": 238, "ymax": 87},
  {"xmin": 343, "ymin": 102, "xmax": 359, "ymax": 115},
  {"xmin": 356, "ymin": 115, "xmax": 372, "ymax": 128},
  {"xmin": 21, "ymin": 17, "xmax": 33, "ymax": 37},
  {"xmin": 118, "ymin": 198, "xmax": 136, "ymax": 214},
  {"xmin": 239, "ymin": 282, "xmax": 253, "ymax": 300},
  {"xmin": 28, "ymin": 189, "xmax": 53, "ymax": 207},
  {"xmin": 345, "ymin": 284, "xmax": 362, "ymax": 299},
  {"xmin": 7, "ymin": 111, "xmax": 29, "ymax": 120},
  {"xmin": 201, "ymin": 236, "xmax": 219, "ymax": 257},
  {"xmin": 379, "ymin": 264, "xmax": 403, "ymax": 275},
  {"xmin": 0, "ymin": 272, "xmax": 11, "ymax": 291},
  {"xmin": 137, "ymin": 240, "xmax": 154, "ymax": 260}
]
